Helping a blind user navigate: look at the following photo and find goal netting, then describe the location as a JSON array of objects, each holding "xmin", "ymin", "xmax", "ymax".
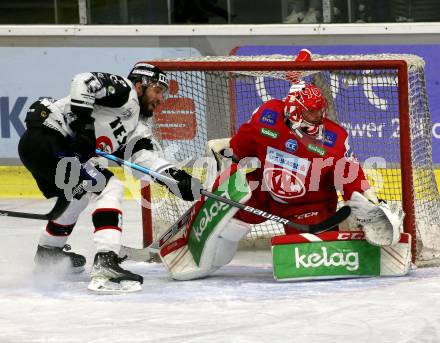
[{"xmin": 138, "ymin": 53, "xmax": 440, "ymax": 266}]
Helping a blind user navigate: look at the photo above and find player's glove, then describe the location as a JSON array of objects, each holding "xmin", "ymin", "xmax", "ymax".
[
  {"xmin": 69, "ymin": 116, "xmax": 96, "ymax": 162},
  {"xmin": 160, "ymin": 168, "xmax": 202, "ymax": 202}
]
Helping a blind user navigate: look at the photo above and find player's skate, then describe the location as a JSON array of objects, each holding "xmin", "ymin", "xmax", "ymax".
[
  {"xmin": 34, "ymin": 244, "xmax": 86, "ymax": 274},
  {"xmin": 88, "ymin": 251, "xmax": 143, "ymax": 293}
]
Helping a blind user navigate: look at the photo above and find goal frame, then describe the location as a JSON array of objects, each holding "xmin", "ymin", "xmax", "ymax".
[{"xmin": 139, "ymin": 59, "xmax": 415, "ymax": 259}]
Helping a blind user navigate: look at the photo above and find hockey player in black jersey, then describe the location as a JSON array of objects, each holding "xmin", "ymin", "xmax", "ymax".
[{"xmin": 18, "ymin": 63, "xmax": 202, "ymax": 292}]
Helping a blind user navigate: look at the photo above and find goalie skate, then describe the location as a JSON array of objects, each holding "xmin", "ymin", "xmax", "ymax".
[{"xmin": 88, "ymin": 251, "xmax": 143, "ymax": 293}]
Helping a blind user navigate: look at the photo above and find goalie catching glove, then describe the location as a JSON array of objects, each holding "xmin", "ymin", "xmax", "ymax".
[
  {"xmin": 207, "ymin": 138, "xmax": 259, "ymax": 174},
  {"xmin": 350, "ymin": 191, "xmax": 403, "ymax": 247},
  {"xmin": 158, "ymin": 168, "xmax": 203, "ymax": 202}
]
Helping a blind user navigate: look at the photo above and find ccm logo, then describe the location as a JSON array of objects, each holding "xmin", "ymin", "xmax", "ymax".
[
  {"xmin": 338, "ymin": 232, "xmax": 365, "ymax": 240},
  {"xmin": 295, "ymin": 211, "xmax": 318, "ymax": 220}
]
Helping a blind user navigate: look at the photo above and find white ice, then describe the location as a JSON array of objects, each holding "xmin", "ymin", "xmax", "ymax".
[{"xmin": 1, "ymin": 199, "xmax": 440, "ymax": 343}]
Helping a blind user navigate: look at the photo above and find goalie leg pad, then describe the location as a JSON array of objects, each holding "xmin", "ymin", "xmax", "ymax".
[
  {"xmin": 271, "ymin": 231, "xmax": 412, "ymax": 282},
  {"xmin": 161, "ymin": 218, "xmax": 251, "ymax": 281},
  {"xmin": 161, "ymin": 165, "xmax": 252, "ymax": 280},
  {"xmin": 207, "ymin": 218, "xmax": 251, "ymax": 268},
  {"xmin": 380, "ymin": 233, "xmax": 412, "ymax": 276}
]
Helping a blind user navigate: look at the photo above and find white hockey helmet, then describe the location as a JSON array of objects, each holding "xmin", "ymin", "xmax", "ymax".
[{"xmin": 128, "ymin": 63, "xmax": 169, "ymax": 92}]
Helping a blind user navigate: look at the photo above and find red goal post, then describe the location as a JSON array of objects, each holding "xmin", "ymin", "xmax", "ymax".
[{"xmin": 138, "ymin": 54, "xmax": 440, "ymax": 266}]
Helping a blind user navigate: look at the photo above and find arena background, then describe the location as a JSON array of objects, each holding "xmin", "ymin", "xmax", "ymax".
[{"xmin": 0, "ymin": 26, "xmax": 439, "ymax": 198}]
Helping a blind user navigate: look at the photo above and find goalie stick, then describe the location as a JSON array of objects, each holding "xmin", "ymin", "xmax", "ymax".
[
  {"xmin": 96, "ymin": 150, "xmax": 351, "ymax": 260},
  {"xmin": 96, "ymin": 149, "xmax": 350, "ymax": 234},
  {"xmin": 120, "ymin": 205, "xmax": 195, "ymax": 262},
  {"xmin": 120, "ymin": 205, "xmax": 351, "ymax": 262},
  {"xmin": 0, "ymin": 196, "xmax": 68, "ymax": 221}
]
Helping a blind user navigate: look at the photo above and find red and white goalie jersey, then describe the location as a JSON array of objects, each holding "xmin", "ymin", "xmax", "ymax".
[{"xmin": 230, "ymin": 99, "xmax": 370, "ymax": 233}]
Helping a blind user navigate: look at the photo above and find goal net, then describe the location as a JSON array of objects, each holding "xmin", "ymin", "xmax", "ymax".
[{"xmin": 138, "ymin": 53, "xmax": 440, "ymax": 266}]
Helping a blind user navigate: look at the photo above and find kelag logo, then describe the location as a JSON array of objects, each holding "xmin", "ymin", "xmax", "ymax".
[
  {"xmin": 272, "ymin": 240, "xmax": 381, "ymax": 280},
  {"xmin": 294, "ymin": 246, "xmax": 359, "ymax": 271}
]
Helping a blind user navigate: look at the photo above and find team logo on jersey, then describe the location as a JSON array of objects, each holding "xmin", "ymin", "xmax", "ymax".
[
  {"xmin": 96, "ymin": 136, "xmax": 113, "ymax": 153},
  {"xmin": 285, "ymin": 139, "xmax": 298, "ymax": 153},
  {"xmin": 259, "ymin": 109, "xmax": 278, "ymax": 126},
  {"xmin": 263, "ymin": 167, "xmax": 306, "ymax": 199},
  {"xmin": 266, "ymin": 147, "xmax": 310, "ymax": 176},
  {"xmin": 322, "ymin": 130, "xmax": 337, "ymax": 147},
  {"xmin": 261, "ymin": 128, "xmax": 279, "ymax": 139}
]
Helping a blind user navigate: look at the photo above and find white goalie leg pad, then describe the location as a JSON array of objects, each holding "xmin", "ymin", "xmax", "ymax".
[
  {"xmin": 161, "ymin": 218, "xmax": 251, "ymax": 281},
  {"xmin": 161, "ymin": 165, "xmax": 252, "ymax": 280},
  {"xmin": 350, "ymin": 191, "xmax": 402, "ymax": 247},
  {"xmin": 202, "ymin": 218, "xmax": 251, "ymax": 269},
  {"xmin": 380, "ymin": 233, "xmax": 412, "ymax": 276}
]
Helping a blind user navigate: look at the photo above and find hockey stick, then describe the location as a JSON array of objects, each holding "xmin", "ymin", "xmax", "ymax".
[
  {"xmin": 96, "ymin": 149, "xmax": 350, "ymax": 233},
  {"xmin": 96, "ymin": 149, "xmax": 351, "ymax": 234},
  {"xmin": 0, "ymin": 196, "xmax": 69, "ymax": 221},
  {"xmin": 97, "ymin": 149, "xmax": 351, "ymax": 261},
  {"xmin": 120, "ymin": 205, "xmax": 352, "ymax": 262},
  {"xmin": 120, "ymin": 205, "xmax": 195, "ymax": 262}
]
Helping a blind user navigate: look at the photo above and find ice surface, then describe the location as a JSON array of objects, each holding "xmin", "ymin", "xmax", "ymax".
[{"xmin": 1, "ymin": 199, "xmax": 440, "ymax": 343}]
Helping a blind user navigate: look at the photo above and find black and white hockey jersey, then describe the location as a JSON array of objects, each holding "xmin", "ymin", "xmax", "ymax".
[{"xmin": 29, "ymin": 72, "xmax": 174, "ymax": 175}]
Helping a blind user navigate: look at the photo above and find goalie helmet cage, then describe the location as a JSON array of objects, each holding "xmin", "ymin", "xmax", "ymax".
[{"xmin": 139, "ymin": 54, "xmax": 440, "ymax": 266}]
